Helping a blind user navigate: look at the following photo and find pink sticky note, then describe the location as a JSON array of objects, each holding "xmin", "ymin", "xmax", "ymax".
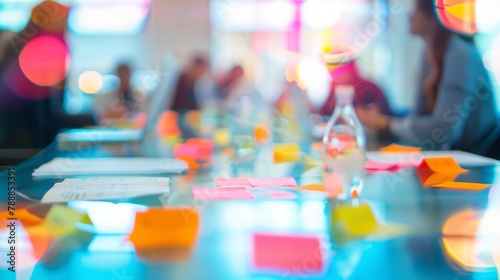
[
  {"xmin": 365, "ymin": 161, "xmax": 399, "ymax": 170},
  {"xmin": 248, "ymin": 177, "xmax": 296, "ymax": 187},
  {"xmin": 276, "ymin": 177, "xmax": 297, "ymax": 187},
  {"xmin": 174, "ymin": 143, "xmax": 211, "ymax": 160},
  {"xmin": 214, "ymin": 178, "xmax": 250, "ymax": 187},
  {"xmin": 252, "ymin": 233, "xmax": 323, "ymax": 272},
  {"xmin": 193, "ymin": 187, "xmax": 254, "ymax": 200},
  {"xmin": 265, "ymin": 190, "xmax": 298, "ymax": 199},
  {"xmin": 248, "ymin": 178, "xmax": 279, "ymax": 187},
  {"xmin": 397, "ymin": 159, "xmax": 422, "ymax": 168}
]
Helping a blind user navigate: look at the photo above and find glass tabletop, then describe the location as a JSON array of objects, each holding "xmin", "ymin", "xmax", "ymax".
[{"xmin": 0, "ymin": 138, "xmax": 499, "ymax": 280}]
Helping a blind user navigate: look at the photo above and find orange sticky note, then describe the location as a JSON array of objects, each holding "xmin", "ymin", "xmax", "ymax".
[
  {"xmin": 379, "ymin": 143, "xmax": 421, "ymax": 153},
  {"xmin": 433, "ymin": 181, "xmax": 491, "ymax": 190},
  {"xmin": 1, "ymin": 208, "xmax": 43, "ymax": 227},
  {"xmin": 419, "ymin": 156, "xmax": 468, "ymax": 173},
  {"xmin": 254, "ymin": 124, "xmax": 270, "ymax": 144},
  {"xmin": 417, "ymin": 169, "xmax": 458, "ymax": 186},
  {"xmin": 294, "ymin": 184, "xmax": 326, "ymax": 192},
  {"xmin": 129, "ymin": 207, "xmax": 200, "ymax": 249}
]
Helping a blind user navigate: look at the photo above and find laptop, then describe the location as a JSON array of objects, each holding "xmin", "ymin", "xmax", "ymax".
[{"xmin": 57, "ymin": 55, "xmax": 179, "ymax": 145}]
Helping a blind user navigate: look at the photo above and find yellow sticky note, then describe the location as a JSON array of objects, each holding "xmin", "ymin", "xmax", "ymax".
[
  {"xmin": 273, "ymin": 143, "xmax": 301, "ymax": 163},
  {"xmin": 419, "ymin": 156, "xmax": 468, "ymax": 174},
  {"xmin": 27, "ymin": 205, "xmax": 92, "ymax": 237},
  {"xmin": 129, "ymin": 207, "xmax": 200, "ymax": 249},
  {"xmin": 294, "ymin": 184, "xmax": 325, "ymax": 192},
  {"xmin": 332, "ymin": 204, "xmax": 378, "ymax": 236},
  {"xmin": 379, "ymin": 143, "xmax": 421, "ymax": 153},
  {"xmin": 433, "ymin": 181, "xmax": 491, "ymax": 190},
  {"xmin": 330, "ymin": 203, "xmax": 407, "ymax": 244},
  {"xmin": 213, "ymin": 128, "xmax": 230, "ymax": 147}
]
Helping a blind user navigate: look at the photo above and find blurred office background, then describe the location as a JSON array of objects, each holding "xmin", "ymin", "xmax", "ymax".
[{"xmin": 0, "ymin": 0, "xmax": 499, "ymax": 115}]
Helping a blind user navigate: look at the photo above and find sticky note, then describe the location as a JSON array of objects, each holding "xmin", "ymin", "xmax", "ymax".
[
  {"xmin": 215, "ymin": 177, "xmax": 250, "ymax": 187},
  {"xmin": 275, "ymin": 177, "xmax": 298, "ymax": 187},
  {"xmin": 213, "ymin": 128, "xmax": 230, "ymax": 147},
  {"xmin": 418, "ymin": 172, "xmax": 454, "ymax": 186},
  {"xmin": 27, "ymin": 205, "xmax": 92, "ymax": 237},
  {"xmin": 193, "ymin": 187, "xmax": 255, "ymax": 200},
  {"xmin": 177, "ymin": 155, "xmax": 199, "ymax": 170},
  {"xmin": 265, "ymin": 190, "xmax": 298, "ymax": 199},
  {"xmin": 186, "ymin": 138, "xmax": 214, "ymax": 150},
  {"xmin": 365, "ymin": 161, "xmax": 399, "ymax": 170},
  {"xmin": 379, "ymin": 143, "xmax": 421, "ymax": 153},
  {"xmin": 157, "ymin": 111, "xmax": 180, "ymax": 137},
  {"xmin": 174, "ymin": 144, "xmax": 203, "ymax": 158},
  {"xmin": 273, "ymin": 143, "xmax": 301, "ymax": 163},
  {"xmin": 432, "ymin": 181, "xmax": 491, "ymax": 190},
  {"xmin": 129, "ymin": 207, "xmax": 199, "ymax": 249},
  {"xmin": 254, "ymin": 124, "xmax": 270, "ymax": 144},
  {"xmin": 418, "ymin": 156, "xmax": 468, "ymax": 173},
  {"xmin": 252, "ymin": 233, "xmax": 323, "ymax": 272},
  {"xmin": 331, "ymin": 203, "xmax": 378, "ymax": 237},
  {"xmin": 1, "ymin": 208, "xmax": 43, "ymax": 227},
  {"xmin": 294, "ymin": 184, "xmax": 326, "ymax": 192},
  {"xmin": 248, "ymin": 177, "xmax": 297, "ymax": 187},
  {"xmin": 417, "ymin": 169, "xmax": 458, "ymax": 186}
]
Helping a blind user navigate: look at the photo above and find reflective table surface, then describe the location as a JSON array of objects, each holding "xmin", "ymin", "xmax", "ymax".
[{"xmin": 1, "ymin": 138, "xmax": 499, "ymax": 280}]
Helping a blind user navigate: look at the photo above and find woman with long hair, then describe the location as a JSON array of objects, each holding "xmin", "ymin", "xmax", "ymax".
[{"xmin": 356, "ymin": 0, "xmax": 499, "ymax": 156}]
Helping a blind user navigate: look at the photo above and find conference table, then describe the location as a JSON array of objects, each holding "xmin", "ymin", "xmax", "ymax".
[{"xmin": 0, "ymin": 135, "xmax": 499, "ymax": 280}]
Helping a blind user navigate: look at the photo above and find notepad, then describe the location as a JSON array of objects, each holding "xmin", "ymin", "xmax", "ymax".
[
  {"xmin": 41, "ymin": 181, "xmax": 170, "ymax": 203},
  {"xmin": 61, "ymin": 177, "xmax": 170, "ymax": 185},
  {"xmin": 33, "ymin": 157, "xmax": 188, "ymax": 177}
]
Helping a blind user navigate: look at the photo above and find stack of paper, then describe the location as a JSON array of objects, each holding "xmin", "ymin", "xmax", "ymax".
[
  {"xmin": 33, "ymin": 157, "xmax": 188, "ymax": 177},
  {"xmin": 41, "ymin": 177, "xmax": 170, "ymax": 203}
]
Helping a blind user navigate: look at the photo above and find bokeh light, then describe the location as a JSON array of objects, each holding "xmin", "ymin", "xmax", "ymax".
[
  {"xmin": 19, "ymin": 35, "xmax": 69, "ymax": 87},
  {"xmin": 435, "ymin": 0, "xmax": 477, "ymax": 34},
  {"xmin": 301, "ymin": 0, "xmax": 341, "ymax": 29},
  {"xmin": 296, "ymin": 57, "xmax": 331, "ymax": 107},
  {"xmin": 79, "ymin": 71, "xmax": 104, "ymax": 94},
  {"xmin": 321, "ymin": 0, "xmax": 389, "ymax": 65},
  {"xmin": 435, "ymin": 0, "xmax": 500, "ymax": 34}
]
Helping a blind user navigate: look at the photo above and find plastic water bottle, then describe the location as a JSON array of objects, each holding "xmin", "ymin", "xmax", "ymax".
[{"xmin": 322, "ymin": 85, "xmax": 366, "ymax": 200}]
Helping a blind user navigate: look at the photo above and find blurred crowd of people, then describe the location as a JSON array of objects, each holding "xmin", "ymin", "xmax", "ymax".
[{"xmin": 0, "ymin": 0, "xmax": 499, "ymax": 159}]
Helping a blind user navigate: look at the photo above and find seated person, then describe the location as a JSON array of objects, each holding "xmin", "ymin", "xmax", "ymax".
[
  {"xmin": 319, "ymin": 60, "xmax": 393, "ymax": 116},
  {"xmin": 96, "ymin": 63, "xmax": 136, "ymax": 121},
  {"xmin": 0, "ymin": 1, "xmax": 95, "ymax": 149},
  {"xmin": 170, "ymin": 55, "xmax": 208, "ymax": 112},
  {"xmin": 356, "ymin": 0, "xmax": 500, "ymax": 156}
]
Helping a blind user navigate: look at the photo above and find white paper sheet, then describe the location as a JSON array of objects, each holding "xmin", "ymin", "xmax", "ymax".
[
  {"xmin": 61, "ymin": 177, "xmax": 170, "ymax": 185},
  {"xmin": 367, "ymin": 150, "xmax": 499, "ymax": 167},
  {"xmin": 41, "ymin": 184, "xmax": 169, "ymax": 203},
  {"xmin": 33, "ymin": 157, "xmax": 188, "ymax": 177}
]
